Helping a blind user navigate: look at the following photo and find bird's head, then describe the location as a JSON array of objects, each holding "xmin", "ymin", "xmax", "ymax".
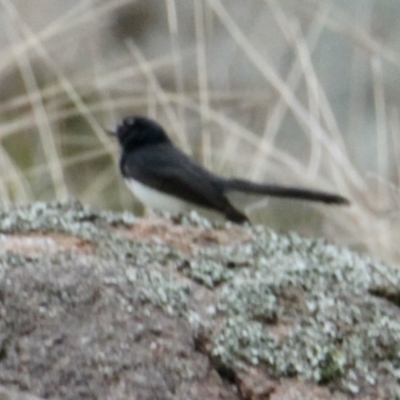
[{"xmin": 109, "ymin": 116, "xmax": 170, "ymax": 151}]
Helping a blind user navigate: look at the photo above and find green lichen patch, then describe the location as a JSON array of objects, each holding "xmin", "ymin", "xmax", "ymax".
[
  {"xmin": 179, "ymin": 244, "xmax": 253, "ymax": 288},
  {"xmin": 207, "ymin": 228, "xmax": 400, "ymax": 394},
  {"xmin": 125, "ymin": 266, "xmax": 190, "ymax": 316},
  {"xmin": 0, "ymin": 200, "xmax": 137, "ymax": 240}
]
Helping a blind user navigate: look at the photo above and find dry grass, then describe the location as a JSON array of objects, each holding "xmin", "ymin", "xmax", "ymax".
[{"xmin": 0, "ymin": 0, "xmax": 399, "ymax": 264}]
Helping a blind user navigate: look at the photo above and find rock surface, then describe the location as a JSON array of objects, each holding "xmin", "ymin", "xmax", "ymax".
[{"xmin": 0, "ymin": 201, "xmax": 399, "ymax": 399}]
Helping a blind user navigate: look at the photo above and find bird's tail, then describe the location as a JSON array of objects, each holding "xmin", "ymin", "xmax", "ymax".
[{"xmin": 224, "ymin": 179, "xmax": 349, "ymax": 205}]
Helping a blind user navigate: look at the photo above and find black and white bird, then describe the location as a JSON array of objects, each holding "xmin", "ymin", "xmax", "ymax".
[{"xmin": 110, "ymin": 116, "xmax": 349, "ymax": 223}]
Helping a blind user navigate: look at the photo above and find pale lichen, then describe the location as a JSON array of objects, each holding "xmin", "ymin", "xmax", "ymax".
[{"xmin": 0, "ymin": 200, "xmax": 399, "ymax": 396}]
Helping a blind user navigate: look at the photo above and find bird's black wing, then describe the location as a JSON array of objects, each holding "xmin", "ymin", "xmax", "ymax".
[{"xmin": 121, "ymin": 143, "xmax": 245, "ymax": 220}]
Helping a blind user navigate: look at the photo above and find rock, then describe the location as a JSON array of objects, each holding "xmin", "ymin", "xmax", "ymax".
[{"xmin": 0, "ymin": 200, "xmax": 398, "ymax": 399}]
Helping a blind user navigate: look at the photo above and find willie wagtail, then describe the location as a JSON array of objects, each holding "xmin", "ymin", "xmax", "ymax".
[{"xmin": 110, "ymin": 116, "xmax": 349, "ymax": 223}]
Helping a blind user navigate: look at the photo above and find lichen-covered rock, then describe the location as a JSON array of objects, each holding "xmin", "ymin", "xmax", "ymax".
[{"xmin": 0, "ymin": 200, "xmax": 398, "ymax": 399}]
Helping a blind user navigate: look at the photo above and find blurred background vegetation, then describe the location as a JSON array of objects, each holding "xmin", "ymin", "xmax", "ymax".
[{"xmin": 0, "ymin": 0, "xmax": 399, "ymax": 263}]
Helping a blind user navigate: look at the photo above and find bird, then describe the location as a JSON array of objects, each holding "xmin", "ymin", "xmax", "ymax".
[{"xmin": 110, "ymin": 116, "xmax": 349, "ymax": 223}]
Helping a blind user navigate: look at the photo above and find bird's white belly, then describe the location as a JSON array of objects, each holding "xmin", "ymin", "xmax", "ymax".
[{"xmin": 125, "ymin": 179, "xmax": 190, "ymax": 213}]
